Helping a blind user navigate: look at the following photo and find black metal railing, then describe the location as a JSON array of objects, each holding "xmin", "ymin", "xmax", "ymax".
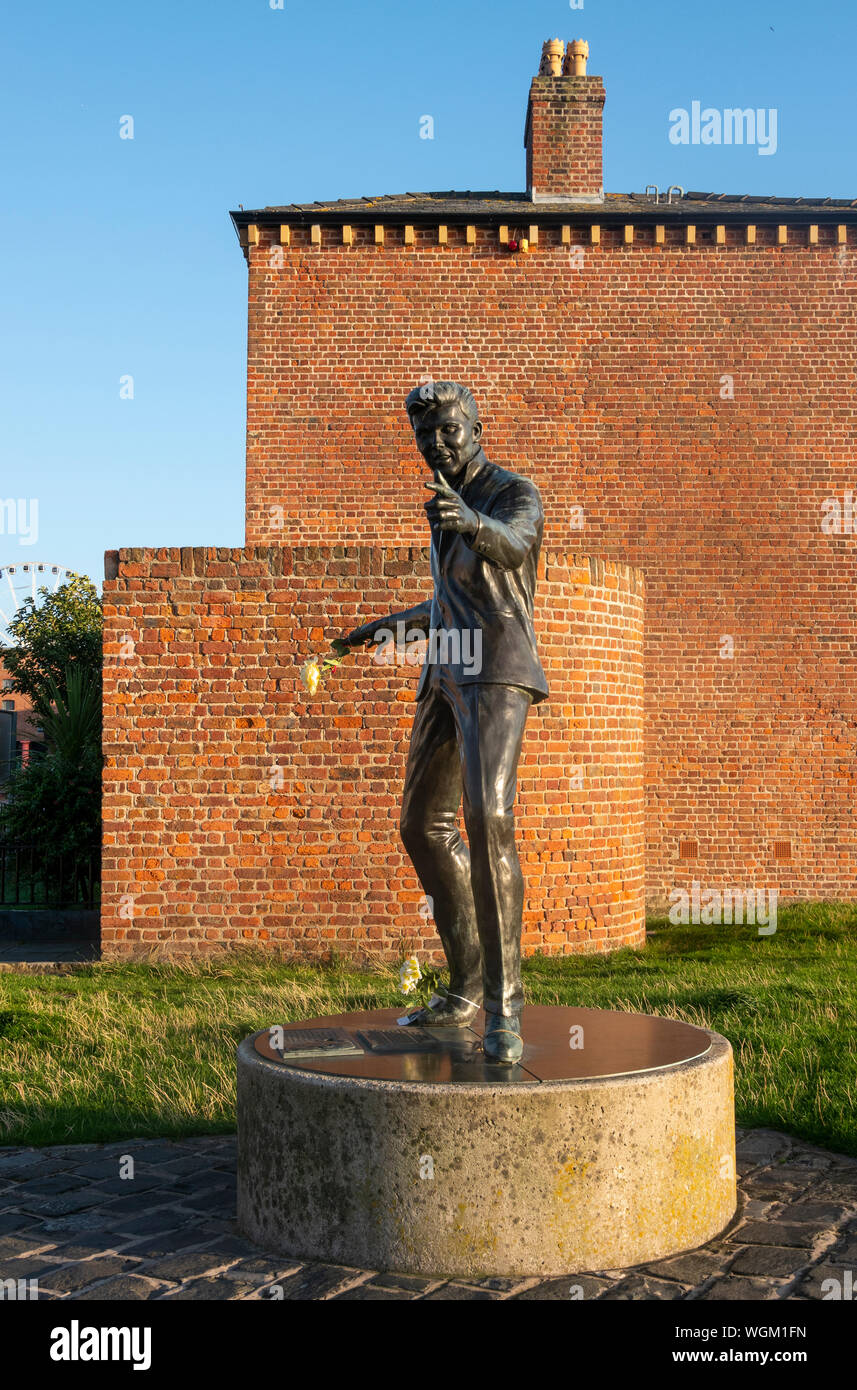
[{"xmin": 0, "ymin": 843, "xmax": 100, "ymax": 909}]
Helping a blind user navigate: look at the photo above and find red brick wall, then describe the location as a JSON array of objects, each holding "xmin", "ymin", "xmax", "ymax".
[
  {"xmin": 243, "ymin": 222, "xmax": 857, "ymax": 906},
  {"xmin": 525, "ymin": 74, "xmax": 605, "ymax": 200},
  {"xmin": 101, "ymin": 547, "xmax": 644, "ymax": 958}
]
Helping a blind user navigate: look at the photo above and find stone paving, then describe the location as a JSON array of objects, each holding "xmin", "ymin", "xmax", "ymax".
[
  {"xmin": 0, "ymin": 944, "xmax": 98, "ymax": 969},
  {"xmin": 0, "ymin": 1127, "xmax": 855, "ymax": 1300}
]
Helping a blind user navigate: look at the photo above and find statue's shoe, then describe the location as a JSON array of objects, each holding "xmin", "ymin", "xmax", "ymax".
[
  {"xmin": 398, "ymin": 992, "xmax": 481, "ymax": 1028},
  {"xmin": 483, "ymin": 1011, "xmax": 524, "ymax": 1064}
]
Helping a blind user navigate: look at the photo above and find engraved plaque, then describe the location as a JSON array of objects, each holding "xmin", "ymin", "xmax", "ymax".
[
  {"xmin": 357, "ymin": 1028, "xmax": 469, "ymax": 1054},
  {"xmin": 274, "ymin": 1027, "xmax": 363, "ymax": 1059}
]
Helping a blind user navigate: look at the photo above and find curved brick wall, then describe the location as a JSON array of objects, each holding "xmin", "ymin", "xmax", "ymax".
[{"xmin": 102, "ymin": 546, "xmax": 644, "ymax": 958}]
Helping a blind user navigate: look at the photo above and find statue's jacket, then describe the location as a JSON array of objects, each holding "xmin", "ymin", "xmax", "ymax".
[{"xmin": 413, "ymin": 447, "xmax": 549, "ymax": 705}]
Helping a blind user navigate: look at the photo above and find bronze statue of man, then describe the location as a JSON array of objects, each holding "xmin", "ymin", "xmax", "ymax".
[{"xmin": 337, "ymin": 382, "xmax": 547, "ymax": 1063}]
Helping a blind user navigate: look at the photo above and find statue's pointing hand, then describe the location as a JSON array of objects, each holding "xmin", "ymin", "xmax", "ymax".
[
  {"xmin": 335, "ymin": 626, "xmax": 375, "ymax": 651},
  {"xmin": 424, "ymin": 470, "xmax": 479, "ymax": 536}
]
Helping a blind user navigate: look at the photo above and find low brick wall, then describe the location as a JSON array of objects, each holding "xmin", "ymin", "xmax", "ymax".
[{"xmin": 101, "ymin": 546, "xmax": 644, "ymax": 959}]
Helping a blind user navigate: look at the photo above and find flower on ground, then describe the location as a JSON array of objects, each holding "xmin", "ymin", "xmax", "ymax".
[{"xmin": 399, "ymin": 955, "xmax": 422, "ymax": 995}]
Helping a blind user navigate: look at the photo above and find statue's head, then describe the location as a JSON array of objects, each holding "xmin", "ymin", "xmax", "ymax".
[{"xmin": 405, "ymin": 381, "xmax": 483, "ymax": 481}]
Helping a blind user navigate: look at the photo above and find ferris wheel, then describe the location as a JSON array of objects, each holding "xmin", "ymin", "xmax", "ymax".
[{"xmin": 0, "ymin": 563, "xmax": 81, "ymax": 648}]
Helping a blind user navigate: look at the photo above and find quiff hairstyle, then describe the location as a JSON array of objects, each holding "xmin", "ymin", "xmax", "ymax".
[{"xmin": 405, "ymin": 380, "xmax": 480, "ymax": 428}]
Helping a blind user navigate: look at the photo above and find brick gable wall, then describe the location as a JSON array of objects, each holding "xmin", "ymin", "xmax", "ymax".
[{"xmin": 242, "ymin": 222, "xmax": 857, "ymax": 906}]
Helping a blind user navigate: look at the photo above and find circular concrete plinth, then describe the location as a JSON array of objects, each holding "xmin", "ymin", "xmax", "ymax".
[{"xmin": 236, "ymin": 1007, "xmax": 736, "ymax": 1278}]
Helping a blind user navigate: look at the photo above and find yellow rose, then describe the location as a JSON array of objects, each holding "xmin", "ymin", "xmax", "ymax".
[{"xmin": 300, "ymin": 660, "xmax": 321, "ymax": 696}]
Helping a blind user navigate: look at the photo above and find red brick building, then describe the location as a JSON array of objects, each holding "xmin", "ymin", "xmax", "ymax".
[
  {"xmin": 102, "ymin": 39, "xmax": 857, "ymax": 957},
  {"xmin": 0, "ymin": 655, "xmax": 43, "ymax": 785}
]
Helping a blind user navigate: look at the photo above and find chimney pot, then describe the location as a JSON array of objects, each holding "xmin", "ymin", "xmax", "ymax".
[
  {"xmin": 563, "ymin": 39, "xmax": 589, "ymax": 76},
  {"xmin": 539, "ymin": 38, "xmax": 565, "ymax": 77}
]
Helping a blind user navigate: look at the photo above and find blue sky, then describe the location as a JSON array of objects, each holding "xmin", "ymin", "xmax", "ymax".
[{"xmin": 0, "ymin": 0, "xmax": 854, "ymax": 597}]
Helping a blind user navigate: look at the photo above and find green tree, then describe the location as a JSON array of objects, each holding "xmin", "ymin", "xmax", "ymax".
[
  {"xmin": 0, "ymin": 580, "xmax": 102, "ymax": 891},
  {"xmin": 1, "ymin": 575, "xmax": 102, "ymax": 720},
  {"xmin": 0, "ymin": 738, "xmax": 101, "ymax": 863},
  {"xmin": 38, "ymin": 668, "xmax": 101, "ymax": 764}
]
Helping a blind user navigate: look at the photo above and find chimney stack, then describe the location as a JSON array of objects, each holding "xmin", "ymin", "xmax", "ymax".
[{"xmin": 525, "ymin": 38, "xmax": 605, "ymax": 203}]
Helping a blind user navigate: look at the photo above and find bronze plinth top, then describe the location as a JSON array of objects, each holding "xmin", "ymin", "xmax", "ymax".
[{"xmin": 253, "ymin": 1006, "xmax": 711, "ymax": 1085}]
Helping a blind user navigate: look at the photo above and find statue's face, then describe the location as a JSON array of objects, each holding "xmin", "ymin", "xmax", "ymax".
[{"xmin": 411, "ymin": 401, "xmax": 483, "ymax": 481}]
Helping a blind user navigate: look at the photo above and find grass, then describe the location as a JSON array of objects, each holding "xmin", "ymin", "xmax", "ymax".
[{"xmin": 0, "ymin": 902, "xmax": 855, "ymax": 1153}]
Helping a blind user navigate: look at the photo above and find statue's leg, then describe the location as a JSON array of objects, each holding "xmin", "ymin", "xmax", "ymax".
[
  {"xmin": 399, "ymin": 686, "xmax": 482, "ymax": 1019},
  {"xmin": 456, "ymin": 684, "xmax": 532, "ymax": 1021}
]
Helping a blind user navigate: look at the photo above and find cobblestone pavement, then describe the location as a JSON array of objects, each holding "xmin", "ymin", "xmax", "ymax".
[{"xmin": 0, "ymin": 1127, "xmax": 855, "ymax": 1300}]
